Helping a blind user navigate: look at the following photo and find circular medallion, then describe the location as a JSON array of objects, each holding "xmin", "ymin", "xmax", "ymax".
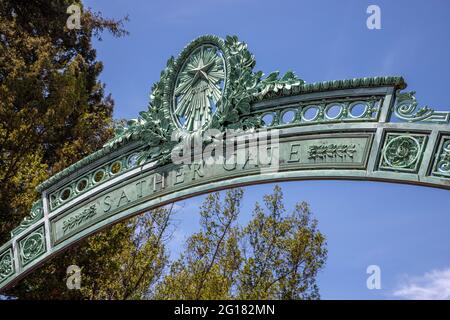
[
  {"xmin": 21, "ymin": 232, "xmax": 45, "ymax": 261},
  {"xmin": 383, "ymin": 135, "xmax": 420, "ymax": 168},
  {"xmin": 0, "ymin": 252, "xmax": 13, "ymax": 278},
  {"xmin": 169, "ymin": 36, "xmax": 229, "ymax": 132}
]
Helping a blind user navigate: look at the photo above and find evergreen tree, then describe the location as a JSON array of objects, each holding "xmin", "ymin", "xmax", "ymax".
[
  {"xmin": 0, "ymin": 0, "xmax": 127, "ymax": 242},
  {"xmin": 0, "ymin": 0, "xmax": 164, "ymax": 299}
]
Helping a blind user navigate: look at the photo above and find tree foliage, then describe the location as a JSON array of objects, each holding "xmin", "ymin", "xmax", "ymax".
[
  {"xmin": 0, "ymin": 0, "xmax": 133, "ymax": 298},
  {"xmin": 0, "ymin": 0, "xmax": 127, "ymax": 242},
  {"xmin": 154, "ymin": 186, "xmax": 327, "ymax": 300}
]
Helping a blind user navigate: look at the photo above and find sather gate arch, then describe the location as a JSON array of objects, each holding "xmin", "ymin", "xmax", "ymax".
[{"xmin": 1, "ymin": 35, "xmax": 449, "ymax": 291}]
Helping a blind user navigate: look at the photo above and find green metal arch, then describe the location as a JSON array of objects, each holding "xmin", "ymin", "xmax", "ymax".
[{"xmin": 1, "ymin": 35, "xmax": 450, "ymax": 292}]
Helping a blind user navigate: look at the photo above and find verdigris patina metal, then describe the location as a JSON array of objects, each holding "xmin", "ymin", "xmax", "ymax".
[
  {"xmin": 1, "ymin": 35, "xmax": 449, "ymax": 291},
  {"xmin": 173, "ymin": 43, "xmax": 226, "ymax": 131}
]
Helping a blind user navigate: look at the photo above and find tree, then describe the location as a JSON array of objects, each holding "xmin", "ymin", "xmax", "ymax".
[
  {"xmin": 0, "ymin": 0, "xmax": 144, "ymax": 298},
  {"xmin": 154, "ymin": 186, "xmax": 327, "ymax": 300},
  {"xmin": 154, "ymin": 190, "xmax": 243, "ymax": 299},
  {"xmin": 0, "ymin": 0, "xmax": 127, "ymax": 242},
  {"xmin": 238, "ymin": 186, "xmax": 327, "ymax": 299}
]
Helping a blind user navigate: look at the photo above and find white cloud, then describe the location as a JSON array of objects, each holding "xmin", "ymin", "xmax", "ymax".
[{"xmin": 392, "ymin": 268, "xmax": 450, "ymax": 300}]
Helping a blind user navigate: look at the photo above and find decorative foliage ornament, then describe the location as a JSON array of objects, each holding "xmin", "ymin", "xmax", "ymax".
[
  {"xmin": 106, "ymin": 35, "xmax": 304, "ymax": 166},
  {"xmin": 20, "ymin": 228, "xmax": 46, "ymax": 265},
  {"xmin": 394, "ymin": 91, "xmax": 450, "ymax": 124},
  {"xmin": 0, "ymin": 251, "xmax": 13, "ymax": 282},
  {"xmin": 11, "ymin": 200, "xmax": 44, "ymax": 237},
  {"xmin": 383, "ymin": 135, "xmax": 420, "ymax": 168},
  {"xmin": 62, "ymin": 205, "xmax": 97, "ymax": 234},
  {"xmin": 437, "ymin": 139, "xmax": 450, "ymax": 174},
  {"xmin": 308, "ymin": 144, "xmax": 357, "ymax": 160}
]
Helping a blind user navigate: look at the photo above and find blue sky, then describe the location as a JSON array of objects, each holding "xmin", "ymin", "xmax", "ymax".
[{"xmin": 84, "ymin": 0, "xmax": 450, "ymax": 299}]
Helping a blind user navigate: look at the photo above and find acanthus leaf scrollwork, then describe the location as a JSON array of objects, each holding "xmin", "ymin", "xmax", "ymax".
[
  {"xmin": 62, "ymin": 204, "xmax": 97, "ymax": 235},
  {"xmin": 11, "ymin": 199, "xmax": 44, "ymax": 238},
  {"xmin": 393, "ymin": 91, "xmax": 450, "ymax": 124},
  {"xmin": 105, "ymin": 35, "xmax": 305, "ymax": 167},
  {"xmin": 106, "ymin": 56, "xmax": 178, "ymax": 166},
  {"xmin": 212, "ymin": 35, "xmax": 304, "ymax": 131},
  {"xmin": 436, "ymin": 138, "xmax": 450, "ymax": 176}
]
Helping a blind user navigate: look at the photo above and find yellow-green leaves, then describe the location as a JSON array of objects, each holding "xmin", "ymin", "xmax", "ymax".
[{"xmin": 155, "ymin": 186, "xmax": 327, "ymax": 300}]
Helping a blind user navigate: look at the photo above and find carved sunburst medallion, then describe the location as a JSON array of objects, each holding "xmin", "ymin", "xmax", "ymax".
[{"xmin": 172, "ymin": 44, "xmax": 226, "ymax": 132}]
